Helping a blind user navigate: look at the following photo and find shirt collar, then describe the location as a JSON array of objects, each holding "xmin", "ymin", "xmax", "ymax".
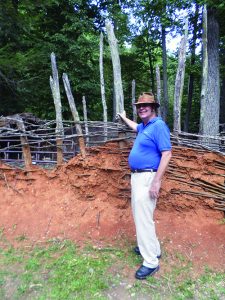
[{"xmin": 142, "ymin": 117, "xmax": 161, "ymax": 127}]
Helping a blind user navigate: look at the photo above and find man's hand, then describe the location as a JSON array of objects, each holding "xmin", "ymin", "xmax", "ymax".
[
  {"xmin": 117, "ymin": 111, "xmax": 126, "ymax": 120},
  {"xmin": 115, "ymin": 111, "xmax": 138, "ymax": 132},
  {"xmin": 149, "ymin": 179, "xmax": 161, "ymax": 199},
  {"xmin": 149, "ymin": 150, "xmax": 172, "ymax": 199}
]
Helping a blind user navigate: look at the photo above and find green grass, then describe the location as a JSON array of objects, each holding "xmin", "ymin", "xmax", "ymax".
[
  {"xmin": 0, "ymin": 239, "xmax": 224, "ymax": 300},
  {"xmin": 219, "ymin": 218, "xmax": 225, "ymax": 225}
]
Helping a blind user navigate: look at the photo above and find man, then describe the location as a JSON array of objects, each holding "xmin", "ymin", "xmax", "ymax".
[{"xmin": 118, "ymin": 92, "xmax": 172, "ymax": 279}]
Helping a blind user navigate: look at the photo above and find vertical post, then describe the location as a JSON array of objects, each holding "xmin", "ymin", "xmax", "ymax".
[
  {"xmin": 105, "ymin": 19, "xmax": 124, "ymax": 115},
  {"xmin": 15, "ymin": 115, "xmax": 32, "ymax": 169},
  {"xmin": 50, "ymin": 52, "xmax": 64, "ymax": 166},
  {"xmin": 131, "ymin": 79, "xmax": 137, "ymax": 122},
  {"xmin": 106, "ymin": 19, "xmax": 126, "ymax": 148},
  {"xmin": 99, "ymin": 32, "xmax": 108, "ymax": 141},
  {"xmin": 62, "ymin": 72, "xmax": 86, "ymax": 158},
  {"xmin": 82, "ymin": 96, "xmax": 89, "ymax": 146}
]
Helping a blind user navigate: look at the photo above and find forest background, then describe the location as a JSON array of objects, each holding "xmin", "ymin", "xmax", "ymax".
[{"xmin": 1, "ymin": 0, "xmax": 225, "ymax": 134}]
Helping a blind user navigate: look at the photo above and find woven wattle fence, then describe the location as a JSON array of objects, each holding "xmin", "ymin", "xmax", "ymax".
[{"xmin": 0, "ymin": 116, "xmax": 224, "ymax": 212}]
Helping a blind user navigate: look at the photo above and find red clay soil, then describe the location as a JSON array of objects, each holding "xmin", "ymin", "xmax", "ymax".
[{"xmin": 0, "ymin": 142, "xmax": 224, "ymax": 274}]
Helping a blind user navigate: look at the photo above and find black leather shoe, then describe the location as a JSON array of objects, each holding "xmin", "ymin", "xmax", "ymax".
[
  {"xmin": 135, "ymin": 265, "xmax": 160, "ymax": 280},
  {"xmin": 134, "ymin": 246, "xmax": 161, "ymax": 259}
]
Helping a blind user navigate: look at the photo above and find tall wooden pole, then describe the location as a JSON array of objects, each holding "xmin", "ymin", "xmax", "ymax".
[
  {"xmin": 99, "ymin": 32, "xmax": 108, "ymax": 141},
  {"xmin": 131, "ymin": 79, "xmax": 137, "ymax": 122},
  {"xmin": 50, "ymin": 52, "xmax": 64, "ymax": 166},
  {"xmin": 106, "ymin": 19, "xmax": 126, "ymax": 148},
  {"xmin": 105, "ymin": 19, "xmax": 124, "ymax": 115},
  {"xmin": 82, "ymin": 95, "xmax": 89, "ymax": 146},
  {"xmin": 15, "ymin": 115, "xmax": 32, "ymax": 169},
  {"xmin": 62, "ymin": 73, "xmax": 86, "ymax": 158}
]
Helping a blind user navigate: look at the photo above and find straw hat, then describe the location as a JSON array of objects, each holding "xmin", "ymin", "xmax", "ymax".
[{"xmin": 134, "ymin": 92, "xmax": 160, "ymax": 107}]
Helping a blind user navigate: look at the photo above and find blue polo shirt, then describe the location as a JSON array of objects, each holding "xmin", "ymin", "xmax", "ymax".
[{"xmin": 128, "ymin": 117, "xmax": 171, "ymax": 170}]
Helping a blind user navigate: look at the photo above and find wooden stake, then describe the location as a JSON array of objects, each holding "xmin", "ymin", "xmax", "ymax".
[
  {"xmin": 131, "ymin": 79, "xmax": 137, "ymax": 122},
  {"xmin": 82, "ymin": 96, "xmax": 89, "ymax": 146},
  {"xmin": 105, "ymin": 19, "xmax": 124, "ymax": 115},
  {"xmin": 99, "ymin": 32, "xmax": 108, "ymax": 141},
  {"xmin": 15, "ymin": 115, "xmax": 32, "ymax": 169},
  {"xmin": 50, "ymin": 52, "xmax": 64, "ymax": 166},
  {"xmin": 62, "ymin": 72, "xmax": 86, "ymax": 158}
]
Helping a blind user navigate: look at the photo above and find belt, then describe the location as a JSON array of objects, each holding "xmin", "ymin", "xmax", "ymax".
[{"xmin": 131, "ymin": 168, "xmax": 157, "ymax": 173}]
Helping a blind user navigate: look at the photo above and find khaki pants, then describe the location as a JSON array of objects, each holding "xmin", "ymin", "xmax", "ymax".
[{"xmin": 131, "ymin": 172, "xmax": 161, "ymax": 268}]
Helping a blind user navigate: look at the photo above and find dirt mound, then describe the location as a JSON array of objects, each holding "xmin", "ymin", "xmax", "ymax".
[{"xmin": 0, "ymin": 142, "xmax": 224, "ymax": 273}]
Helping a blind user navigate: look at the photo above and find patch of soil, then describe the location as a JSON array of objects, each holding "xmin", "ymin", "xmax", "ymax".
[{"xmin": 0, "ymin": 142, "xmax": 224, "ymax": 274}]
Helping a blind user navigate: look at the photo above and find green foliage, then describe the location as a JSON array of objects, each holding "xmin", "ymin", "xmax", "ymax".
[
  {"xmin": 0, "ymin": 0, "xmax": 225, "ymax": 131},
  {"xmin": 0, "ymin": 0, "xmax": 102, "ymax": 119}
]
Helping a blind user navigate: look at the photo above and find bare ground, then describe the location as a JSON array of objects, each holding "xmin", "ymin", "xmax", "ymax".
[{"xmin": 0, "ymin": 142, "xmax": 224, "ymax": 276}]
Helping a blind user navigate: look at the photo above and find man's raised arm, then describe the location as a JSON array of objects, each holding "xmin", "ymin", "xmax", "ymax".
[{"xmin": 117, "ymin": 111, "xmax": 138, "ymax": 132}]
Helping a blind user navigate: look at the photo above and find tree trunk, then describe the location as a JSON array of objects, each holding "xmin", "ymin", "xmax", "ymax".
[
  {"xmin": 184, "ymin": 3, "xmax": 199, "ymax": 132},
  {"xmin": 156, "ymin": 65, "xmax": 161, "ymax": 116},
  {"xmin": 200, "ymin": 6, "xmax": 220, "ymax": 138},
  {"xmin": 12, "ymin": 0, "xmax": 19, "ymax": 11},
  {"xmin": 99, "ymin": 32, "xmax": 108, "ymax": 141},
  {"xmin": 220, "ymin": 76, "xmax": 225, "ymax": 130},
  {"xmin": 50, "ymin": 52, "xmax": 64, "ymax": 166},
  {"xmin": 173, "ymin": 21, "xmax": 188, "ymax": 133},
  {"xmin": 132, "ymin": 79, "xmax": 137, "ymax": 122},
  {"xmin": 220, "ymin": 46, "xmax": 225, "ymax": 130},
  {"xmin": 200, "ymin": 5, "xmax": 208, "ymax": 134},
  {"xmin": 62, "ymin": 73, "xmax": 86, "ymax": 158},
  {"xmin": 146, "ymin": 36, "xmax": 155, "ymax": 93},
  {"xmin": 105, "ymin": 19, "xmax": 124, "ymax": 115},
  {"xmin": 148, "ymin": 50, "xmax": 155, "ymax": 94},
  {"xmin": 161, "ymin": 26, "xmax": 169, "ymax": 121}
]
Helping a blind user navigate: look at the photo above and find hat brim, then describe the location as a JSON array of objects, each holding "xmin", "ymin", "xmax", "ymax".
[{"xmin": 134, "ymin": 102, "xmax": 160, "ymax": 108}]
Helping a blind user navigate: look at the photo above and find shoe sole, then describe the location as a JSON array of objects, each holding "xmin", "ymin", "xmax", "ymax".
[{"xmin": 135, "ymin": 265, "xmax": 160, "ymax": 280}]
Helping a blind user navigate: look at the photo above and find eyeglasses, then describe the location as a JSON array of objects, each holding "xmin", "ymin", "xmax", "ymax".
[{"xmin": 136, "ymin": 104, "xmax": 151, "ymax": 109}]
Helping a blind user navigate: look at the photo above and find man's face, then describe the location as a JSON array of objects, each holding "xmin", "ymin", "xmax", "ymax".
[{"xmin": 136, "ymin": 104, "xmax": 155, "ymax": 122}]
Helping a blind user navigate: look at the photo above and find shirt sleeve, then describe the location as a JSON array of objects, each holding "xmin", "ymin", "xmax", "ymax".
[
  {"xmin": 137, "ymin": 123, "xmax": 142, "ymax": 133},
  {"xmin": 154, "ymin": 121, "xmax": 172, "ymax": 152}
]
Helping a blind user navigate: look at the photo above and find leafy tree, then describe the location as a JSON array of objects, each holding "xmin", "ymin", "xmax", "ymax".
[
  {"xmin": 0, "ymin": 0, "xmax": 224, "ymax": 137},
  {"xmin": 0, "ymin": 1, "xmax": 103, "ymax": 119},
  {"xmin": 124, "ymin": 0, "xmax": 193, "ymax": 122}
]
